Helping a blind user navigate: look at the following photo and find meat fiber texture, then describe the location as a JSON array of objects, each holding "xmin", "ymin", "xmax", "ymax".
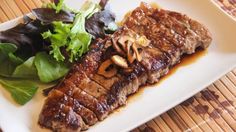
[{"xmin": 38, "ymin": 3, "xmax": 212, "ymax": 132}]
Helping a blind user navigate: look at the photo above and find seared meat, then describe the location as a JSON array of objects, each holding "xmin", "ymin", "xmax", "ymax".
[
  {"xmin": 124, "ymin": 2, "xmax": 211, "ymax": 64},
  {"xmin": 39, "ymin": 3, "xmax": 212, "ymax": 131},
  {"xmin": 39, "ymin": 90, "xmax": 88, "ymax": 131}
]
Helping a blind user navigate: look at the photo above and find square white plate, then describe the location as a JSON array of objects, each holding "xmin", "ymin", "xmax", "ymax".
[{"xmin": 0, "ymin": 0, "xmax": 236, "ymax": 132}]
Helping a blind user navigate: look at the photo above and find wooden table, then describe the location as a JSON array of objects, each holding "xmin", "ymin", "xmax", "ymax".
[{"xmin": 0, "ymin": 0, "xmax": 235, "ymax": 131}]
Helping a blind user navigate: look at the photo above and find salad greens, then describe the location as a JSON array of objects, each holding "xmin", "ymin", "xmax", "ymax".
[
  {"xmin": 42, "ymin": 22, "xmax": 72, "ymax": 61},
  {"xmin": 12, "ymin": 57, "xmax": 38, "ymax": 79},
  {"xmin": 0, "ymin": 43, "xmax": 22, "ymax": 77},
  {"xmin": 0, "ymin": 79, "xmax": 38, "ymax": 105},
  {"xmin": 32, "ymin": 8, "xmax": 75, "ymax": 24},
  {"xmin": 46, "ymin": 0, "xmax": 65, "ymax": 13},
  {"xmin": 42, "ymin": 1, "xmax": 99, "ymax": 62},
  {"xmin": 0, "ymin": 42, "xmax": 69, "ymax": 81},
  {"xmin": 45, "ymin": 0, "xmax": 78, "ymax": 14},
  {"xmin": 0, "ymin": 42, "xmax": 70, "ymax": 104},
  {"xmin": 0, "ymin": 0, "xmax": 117, "ymax": 105},
  {"xmin": 34, "ymin": 52, "xmax": 69, "ymax": 83}
]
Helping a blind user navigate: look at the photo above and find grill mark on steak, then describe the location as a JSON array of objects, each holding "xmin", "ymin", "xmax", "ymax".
[
  {"xmin": 67, "ymin": 40, "xmax": 111, "ymax": 99},
  {"xmin": 108, "ymin": 62, "xmax": 148, "ymax": 106},
  {"xmin": 124, "ymin": 3, "xmax": 182, "ymax": 65},
  {"xmin": 68, "ymin": 71, "xmax": 107, "ymax": 98},
  {"xmin": 55, "ymin": 83, "xmax": 98, "ymax": 125},
  {"xmin": 73, "ymin": 89, "xmax": 109, "ymax": 120},
  {"xmin": 62, "ymin": 39, "xmax": 112, "ymax": 120},
  {"xmin": 72, "ymin": 98, "xmax": 98, "ymax": 126},
  {"xmin": 151, "ymin": 9, "xmax": 201, "ymax": 54},
  {"xmin": 38, "ymin": 90, "xmax": 88, "ymax": 131},
  {"xmin": 90, "ymin": 74, "xmax": 120, "ymax": 90},
  {"xmin": 61, "ymin": 79, "xmax": 110, "ymax": 121},
  {"xmin": 142, "ymin": 5, "xmax": 202, "ymax": 55},
  {"xmin": 63, "ymin": 70, "xmax": 110, "ymax": 121},
  {"xmin": 140, "ymin": 46, "xmax": 171, "ymax": 83},
  {"xmin": 39, "ymin": 3, "xmax": 212, "ymax": 131},
  {"xmin": 167, "ymin": 11, "xmax": 212, "ymax": 49}
]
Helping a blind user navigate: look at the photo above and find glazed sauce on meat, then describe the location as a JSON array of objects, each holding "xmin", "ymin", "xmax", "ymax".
[
  {"xmin": 117, "ymin": 3, "xmax": 161, "ymax": 26},
  {"xmin": 127, "ymin": 49, "xmax": 208, "ymax": 103}
]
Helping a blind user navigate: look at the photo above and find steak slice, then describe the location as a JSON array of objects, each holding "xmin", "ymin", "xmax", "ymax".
[
  {"xmin": 56, "ymin": 83, "xmax": 98, "ymax": 125},
  {"xmin": 167, "ymin": 11, "xmax": 212, "ymax": 49},
  {"xmin": 124, "ymin": 4, "xmax": 181, "ymax": 65},
  {"xmin": 39, "ymin": 3, "xmax": 212, "ymax": 131},
  {"xmin": 90, "ymin": 74, "xmax": 120, "ymax": 90},
  {"xmin": 38, "ymin": 90, "xmax": 88, "ymax": 131},
  {"xmin": 60, "ymin": 40, "xmax": 112, "ymax": 121},
  {"xmin": 108, "ymin": 61, "xmax": 148, "ymax": 106}
]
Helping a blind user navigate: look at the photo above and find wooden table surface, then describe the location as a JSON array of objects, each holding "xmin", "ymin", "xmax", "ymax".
[{"xmin": 0, "ymin": 0, "xmax": 236, "ymax": 132}]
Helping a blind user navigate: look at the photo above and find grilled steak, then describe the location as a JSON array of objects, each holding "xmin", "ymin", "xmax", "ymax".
[{"xmin": 39, "ymin": 3, "xmax": 212, "ymax": 131}]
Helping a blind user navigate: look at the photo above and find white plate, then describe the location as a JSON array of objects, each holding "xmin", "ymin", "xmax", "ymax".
[{"xmin": 0, "ymin": 0, "xmax": 236, "ymax": 132}]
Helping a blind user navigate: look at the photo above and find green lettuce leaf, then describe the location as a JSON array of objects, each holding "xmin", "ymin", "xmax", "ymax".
[
  {"xmin": 42, "ymin": 1, "xmax": 100, "ymax": 62},
  {"xmin": 67, "ymin": 32, "xmax": 91, "ymax": 62},
  {"xmin": 42, "ymin": 22, "xmax": 72, "ymax": 61},
  {"xmin": 0, "ymin": 43, "xmax": 17, "ymax": 56},
  {"xmin": 0, "ymin": 43, "xmax": 23, "ymax": 77},
  {"xmin": 79, "ymin": 1, "xmax": 100, "ymax": 17},
  {"xmin": 0, "ymin": 79, "xmax": 38, "ymax": 105},
  {"xmin": 0, "ymin": 59, "xmax": 18, "ymax": 77},
  {"xmin": 46, "ymin": 0, "xmax": 65, "ymax": 13},
  {"xmin": 12, "ymin": 57, "xmax": 38, "ymax": 79},
  {"xmin": 8, "ymin": 52, "xmax": 24, "ymax": 65},
  {"xmin": 34, "ymin": 52, "xmax": 69, "ymax": 83}
]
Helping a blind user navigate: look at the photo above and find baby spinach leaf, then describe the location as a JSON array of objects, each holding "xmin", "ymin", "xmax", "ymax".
[
  {"xmin": 34, "ymin": 52, "xmax": 69, "ymax": 83},
  {"xmin": 0, "ymin": 43, "xmax": 22, "ymax": 77},
  {"xmin": 12, "ymin": 57, "xmax": 38, "ymax": 79},
  {"xmin": 8, "ymin": 52, "xmax": 24, "ymax": 65},
  {"xmin": 0, "ymin": 59, "xmax": 18, "ymax": 77},
  {"xmin": 0, "ymin": 79, "xmax": 38, "ymax": 105},
  {"xmin": 0, "ymin": 43, "xmax": 17, "ymax": 56}
]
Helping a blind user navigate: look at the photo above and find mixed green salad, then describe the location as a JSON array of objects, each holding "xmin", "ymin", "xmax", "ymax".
[{"xmin": 0, "ymin": 0, "xmax": 117, "ymax": 105}]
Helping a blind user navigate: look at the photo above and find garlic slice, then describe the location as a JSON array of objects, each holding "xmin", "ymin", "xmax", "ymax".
[
  {"xmin": 136, "ymin": 35, "xmax": 150, "ymax": 47},
  {"xmin": 111, "ymin": 55, "xmax": 129, "ymax": 68}
]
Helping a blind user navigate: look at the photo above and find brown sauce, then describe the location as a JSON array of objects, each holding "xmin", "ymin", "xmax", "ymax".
[
  {"xmin": 159, "ymin": 49, "xmax": 207, "ymax": 84},
  {"xmin": 127, "ymin": 49, "xmax": 208, "ymax": 103}
]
